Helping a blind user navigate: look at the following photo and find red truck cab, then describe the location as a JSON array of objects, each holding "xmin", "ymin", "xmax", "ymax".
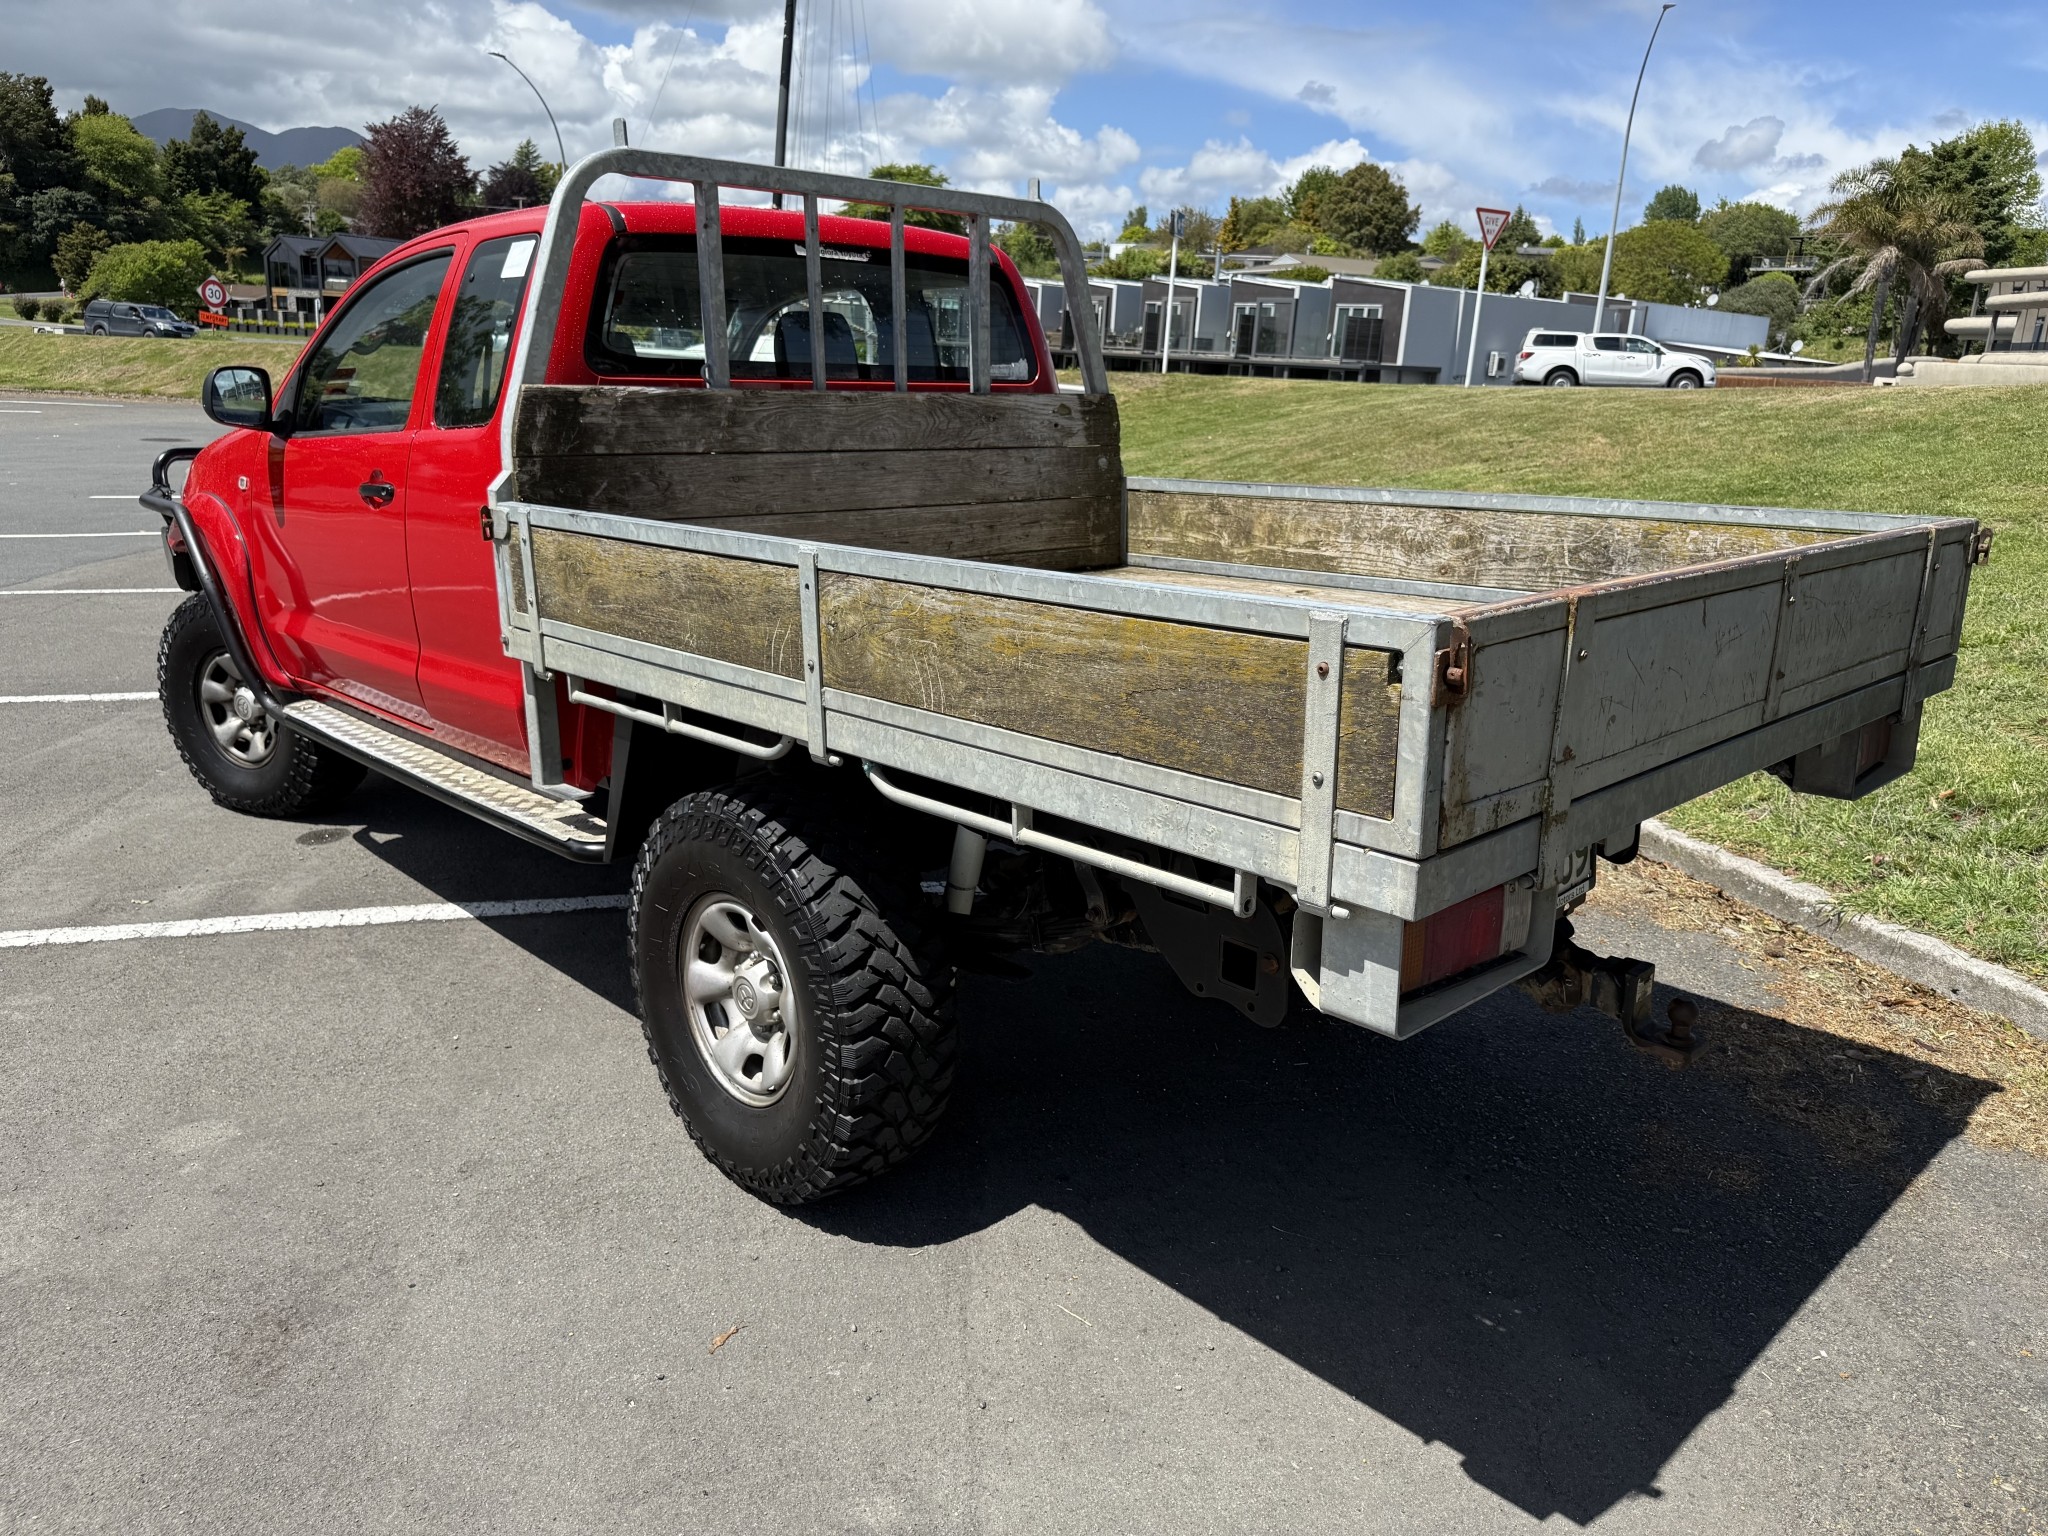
[{"xmin": 163, "ymin": 201, "xmax": 1056, "ymax": 792}]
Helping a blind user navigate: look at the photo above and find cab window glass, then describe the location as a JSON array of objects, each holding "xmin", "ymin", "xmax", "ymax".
[
  {"xmin": 1591, "ymin": 336, "xmax": 1623, "ymax": 352},
  {"xmin": 293, "ymin": 253, "xmax": 452, "ymax": 434},
  {"xmin": 434, "ymin": 236, "xmax": 536, "ymax": 428},
  {"xmin": 1625, "ymin": 338, "xmax": 1660, "ymax": 354},
  {"xmin": 588, "ymin": 236, "xmax": 1036, "ymax": 384}
]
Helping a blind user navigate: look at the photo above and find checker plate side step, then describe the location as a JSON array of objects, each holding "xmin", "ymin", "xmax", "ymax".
[{"xmin": 282, "ymin": 699, "xmax": 609, "ymax": 863}]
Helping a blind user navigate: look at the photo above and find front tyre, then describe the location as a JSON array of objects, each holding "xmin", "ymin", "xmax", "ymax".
[
  {"xmin": 159, "ymin": 594, "xmax": 365, "ymax": 815},
  {"xmin": 1668, "ymin": 371, "xmax": 1703, "ymax": 389},
  {"xmin": 631, "ymin": 786, "xmax": 956, "ymax": 1205}
]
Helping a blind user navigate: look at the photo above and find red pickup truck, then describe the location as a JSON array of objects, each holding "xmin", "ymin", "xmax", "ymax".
[{"xmin": 147, "ymin": 154, "xmax": 1980, "ymax": 1208}]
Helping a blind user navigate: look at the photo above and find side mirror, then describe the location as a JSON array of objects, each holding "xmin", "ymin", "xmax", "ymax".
[{"xmin": 202, "ymin": 365, "xmax": 277, "ymax": 432}]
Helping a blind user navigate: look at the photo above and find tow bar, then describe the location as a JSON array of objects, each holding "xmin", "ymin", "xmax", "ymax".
[{"xmin": 1518, "ymin": 920, "xmax": 1701, "ymax": 1068}]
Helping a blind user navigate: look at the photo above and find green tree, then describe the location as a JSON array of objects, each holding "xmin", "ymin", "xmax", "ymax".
[
  {"xmin": 51, "ymin": 220, "xmax": 110, "ymax": 291},
  {"xmin": 1643, "ymin": 184, "xmax": 1700, "ymax": 223},
  {"xmin": 1284, "ymin": 164, "xmax": 1341, "ymax": 229},
  {"xmin": 1808, "ymin": 154, "xmax": 1984, "ymax": 374},
  {"xmin": 358, "ymin": 105, "xmax": 475, "ymax": 239},
  {"xmin": 481, "ymin": 139, "xmax": 559, "ymax": 210},
  {"xmin": 1320, "ymin": 162, "xmax": 1419, "ymax": 254},
  {"xmin": 1571, "ymin": 216, "xmax": 1585, "ymax": 244},
  {"xmin": 260, "ymin": 163, "xmax": 319, "ymax": 238},
  {"xmin": 71, "ymin": 109, "xmax": 161, "ymax": 206},
  {"xmin": 1715, "ymin": 272, "xmax": 1800, "ymax": 347},
  {"xmin": 1497, "ymin": 205, "xmax": 1541, "ymax": 250},
  {"xmin": 837, "ymin": 162, "xmax": 963, "ymax": 234},
  {"xmin": 177, "ymin": 189, "xmax": 259, "ymax": 274},
  {"xmin": 1923, "ymin": 119, "xmax": 2043, "ymax": 267},
  {"xmin": 1116, "ymin": 204, "xmax": 1148, "ymax": 241},
  {"xmin": 78, "ymin": 238, "xmax": 210, "ymax": 312},
  {"xmin": 994, "ymin": 219, "xmax": 1059, "ymax": 277},
  {"xmin": 161, "ymin": 112, "xmax": 265, "ymax": 209},
  {"xmin": 1436, "ymin": 246, "xmax": 1540, "ymax": 294},
  {"xmin": 1375, "ymin": 250, "xmax": 1427, "ymax": 283},
  {"xmin": 1091, "ymin": 246, "xmax": 1166, "ymax": 280},
  {"xmin": 1544, "ymin": 221, "xmax": 1728, "ymax": 304},
  {"xmin": 1152, "ymin": 205, "xmax": 1219, "ymax": 252},
  {"xmin": 0, "ymin": 73, "xmax": 83, "ymax": 196},
  {"xmin": 1420, "ymin": 219, "xmax": 1468, "ymax": 259},
  {"xmin": 1218, "ymin": 194, "xmax": 1286, "ymax": 251},
  {"xmin": 1698, "ymin": 199, "xmax": 1801, "ymax": 281}
]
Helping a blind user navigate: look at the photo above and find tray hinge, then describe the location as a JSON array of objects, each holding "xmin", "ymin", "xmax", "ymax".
[{"xmin": 1432, "ymin": 619, "xmax": 1472, "ymax": 706}]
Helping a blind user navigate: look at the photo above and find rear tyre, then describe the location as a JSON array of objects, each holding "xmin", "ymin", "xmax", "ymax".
[
  {"xmin": 90, "ymin": 325, "xmax": 108, "ymax": 336},
  {"xmin": 630, "ymin": 785, "xmax": 956, "ymax": 1205},
  {"xmin": 159, "ymin": 594, "xmax": 365, "ymax": 816},
  {"xmin": 1545, "ymin": 368, "xmax": 1578, "ymax": 387},
  {"xmin": 1668, "ymin": 371, "xmax": 1703, "ymax": 390}
]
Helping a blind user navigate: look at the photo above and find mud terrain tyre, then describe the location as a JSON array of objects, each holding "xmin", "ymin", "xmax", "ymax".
[
  {"xmin": 159, "ymin": 594, "xmax": 364, "ymax": 815},
  {"xmin": 630, "ymin": 785, "xmax": 957, "ymax": 1204}
]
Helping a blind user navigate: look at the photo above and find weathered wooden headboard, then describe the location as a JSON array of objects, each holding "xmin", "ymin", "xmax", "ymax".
[{"xmin": 512, "ymin": 386, "xmax": 1126, "ymax": 571}]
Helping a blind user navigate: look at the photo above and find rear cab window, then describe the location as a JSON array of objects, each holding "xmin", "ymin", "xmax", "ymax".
[
  {"xmin": 586, "ymin": 235, "xmax": 1037, "ymax": 385},
  {"xmin": 1532, "ymin": 333, "xmax": 1578, "ymax": 349}
]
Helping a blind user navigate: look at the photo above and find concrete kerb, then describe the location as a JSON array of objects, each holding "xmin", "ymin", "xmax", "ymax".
[{"xmin": 1639, "ymin": 820, "xmax": 2048, "ymax": 1043}]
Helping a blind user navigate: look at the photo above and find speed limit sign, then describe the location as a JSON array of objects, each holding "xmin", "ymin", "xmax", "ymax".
[{"xmin": 199, "ymin": 277, "xmax": 228, "ymax": 310}]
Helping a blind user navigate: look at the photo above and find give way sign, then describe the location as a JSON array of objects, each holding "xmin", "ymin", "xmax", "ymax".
[{"xmin": 1476, "ymin": 208, "xmax": 1512, "ymax": 251}]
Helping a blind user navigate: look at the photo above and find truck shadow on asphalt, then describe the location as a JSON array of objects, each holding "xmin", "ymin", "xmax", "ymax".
[
  {"xmin": 802, "ymin": 943, "xmax": 1994, "ymax": 1528},
  {"xmin": 326, "ymin": 784, "xmax": 1992, "ymax": 1526}
]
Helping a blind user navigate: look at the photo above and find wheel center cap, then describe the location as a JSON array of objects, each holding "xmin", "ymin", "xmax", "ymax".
[
  {"xmin": 731, "ymin": 954, "xmax": 784, "ymax": 1038},
  {"xmin": 231, "ymin": 687, "xmax": 260, "ymax": 724}
]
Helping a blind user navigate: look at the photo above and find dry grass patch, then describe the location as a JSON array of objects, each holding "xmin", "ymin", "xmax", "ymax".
[{"xmin": 1591, "ymin": 856, "xmax": 2048, "ymax": 1162}]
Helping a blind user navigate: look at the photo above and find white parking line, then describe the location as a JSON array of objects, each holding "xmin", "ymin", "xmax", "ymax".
[
  {"xmin": 0, "ymin": 398, "xmax": 125, "ymax": 408},
  {"xmin": 87, "ymin": 494, "xmax": 141, "ymax": 500},
  {"xmin": 0, "ymin": 895, "xmax": 630, "ymax": 950},
  {"xmin": 0, "ymin": 409, "xmax": 42, "ymax": 415},
  {"xmin": 0, "ymin": 588, "xmax": 179, "ymax": 595},
  {"xmin": 0, "ymin": 531, "xmax": 156, "ymax": 538},
  {"xmin": 0, "ymin": 692, "xmax": 156, "ymax": 703}
]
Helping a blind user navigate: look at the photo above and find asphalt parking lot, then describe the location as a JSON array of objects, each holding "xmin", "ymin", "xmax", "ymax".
[{"xmin": 2, "ymin": 393, "xmax": 2043, "ymax": 1534}]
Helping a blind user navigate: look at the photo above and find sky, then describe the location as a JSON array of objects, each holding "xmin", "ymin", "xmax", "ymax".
[{"xmin": 13, "ymin": 0, "xmax": 2048, "ymax": 240}]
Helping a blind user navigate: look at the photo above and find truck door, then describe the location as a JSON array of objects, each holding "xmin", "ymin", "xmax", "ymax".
[
  {"xmin": 1582, "ymin": 334, "xmax": 1625, "ymax": 384},
  {"xmin": 406, "ymin": 233, "xmax": 538, "ymax": 761},
  {"xmin": 1621, "ymin": 336, "xmax": 1662, "ymax": 383},
  {"xmin": 264, "ymin": 250, "xmax": 453, "ymax": 711}
]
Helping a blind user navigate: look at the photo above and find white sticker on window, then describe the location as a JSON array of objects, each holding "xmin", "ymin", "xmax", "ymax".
[{"xmin": 501, "ymin": 239, "xmax": 536, "ymax": 281}]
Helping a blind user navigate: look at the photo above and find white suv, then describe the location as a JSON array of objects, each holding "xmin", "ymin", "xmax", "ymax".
[{"xmin": 1513, "ymin": 330, "xmax": 1716, "ymax": 389}]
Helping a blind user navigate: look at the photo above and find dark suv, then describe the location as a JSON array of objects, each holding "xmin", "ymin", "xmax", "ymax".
[{"xmin": 83, "ymin": 299, "xmax": 196, "ymax": 338}]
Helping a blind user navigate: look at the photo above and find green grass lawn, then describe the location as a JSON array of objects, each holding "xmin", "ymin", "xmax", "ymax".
[
  {"xmin": 1112, "ymin": 374, "xmax": 2048, "ymax": 979},
  {"xmin": 0, "ymin": 327, "xmax": 295, "ymax": 399}
]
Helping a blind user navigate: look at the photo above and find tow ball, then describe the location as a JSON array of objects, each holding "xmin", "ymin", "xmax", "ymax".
[{"xmin": 1518, "ymin": 920, "xmax": 1701, "ymax": 1068}]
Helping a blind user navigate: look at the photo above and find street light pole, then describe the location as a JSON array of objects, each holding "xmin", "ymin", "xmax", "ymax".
[
  {"xmin": 488, "ymin": 50, "xmax": 566, "ymax": 176},
  {"xmin": 772, "ymin": 0, "xmax": 799, "ymax": 206},
  {"xmin": 1591, "ymin": 3, "xmax": 1674, "ymax": 335}
]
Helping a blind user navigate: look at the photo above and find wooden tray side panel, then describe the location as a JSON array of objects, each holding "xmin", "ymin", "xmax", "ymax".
[
  {"xmin": 1128, "ymin": 489, "xmax": 1833, "ymax": 590},
  {"xmin": 531, "ymin": 528, "xmax": 804, "ymax": 680},
  {"xmin": 818, "ymin": 574, "xmax": 1402, "ymax": 817},
  {"xmin": 514, "ymin": 387, "xmax": 1124, "ymax": 570}
]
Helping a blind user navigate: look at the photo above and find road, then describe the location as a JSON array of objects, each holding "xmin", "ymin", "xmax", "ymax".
[{"xmin": 1, "ymin": 395, "xmax": 2041, "ymax": 1534}]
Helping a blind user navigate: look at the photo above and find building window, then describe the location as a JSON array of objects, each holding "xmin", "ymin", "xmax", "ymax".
[{"xmin": 1332, "ymin": 304, "xmax": 1383, "ymax": 361}]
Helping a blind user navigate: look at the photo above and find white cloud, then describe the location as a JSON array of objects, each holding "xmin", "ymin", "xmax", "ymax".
[{"xmin": 1694, "ymin": 116, "xmax": 1784, "ymax": 172}]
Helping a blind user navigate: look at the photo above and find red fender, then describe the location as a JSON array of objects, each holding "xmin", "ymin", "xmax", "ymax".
[{"xmin": 180, "ymin": 490, "xmax": 294, "ymax": 692}]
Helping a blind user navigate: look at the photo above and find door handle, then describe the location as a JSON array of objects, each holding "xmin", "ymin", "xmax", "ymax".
[{"xmin": 358, "ymin": 473, "xmax": 396, "ymax": 508}]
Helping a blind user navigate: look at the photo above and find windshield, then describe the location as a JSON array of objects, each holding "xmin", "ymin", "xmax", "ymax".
[{"xmin": 589, "ymin": 235, "xmax": 1037, "ymax": 384}]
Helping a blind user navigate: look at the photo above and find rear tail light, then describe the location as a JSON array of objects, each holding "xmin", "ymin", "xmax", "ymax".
[
  {"xmin": 1517, "ymin": 350, "xmax": 1533, "ymax": 361},
  {"xmin": 1399, "ymin": 880, "xmax": 1535, "ymax": 994}
]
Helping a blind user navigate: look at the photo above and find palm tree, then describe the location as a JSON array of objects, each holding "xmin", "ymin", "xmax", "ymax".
[{"xmin": 1806, "ymin": 154, "xmax": 1985, "ymax": 381}]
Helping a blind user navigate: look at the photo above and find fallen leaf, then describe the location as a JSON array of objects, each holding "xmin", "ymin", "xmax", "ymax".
[{"xmin": 709, "ymin": 1324, "xmax": 742, "ymax": 1354}]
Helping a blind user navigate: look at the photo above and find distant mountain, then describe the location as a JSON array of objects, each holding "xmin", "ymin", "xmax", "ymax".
[{"xmin": 130, "ymin": 109, "xmax": 364, "ymax": 170}]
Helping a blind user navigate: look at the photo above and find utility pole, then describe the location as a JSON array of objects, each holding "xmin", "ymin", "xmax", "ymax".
[
  {"xmin": 1592, "ymin": 4, "xmax": 1674, "ymax": 335},
  {"xmin": 1160, "ymin": 210, "xmax": 1184, "ymax": 375},
  {"xmin": 488, "ymin": 51, "xmax": 566, "ymax": 176},
  {"xmin": 772, "ymin": 0, "xmax": 799, "ymax": 205}
]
